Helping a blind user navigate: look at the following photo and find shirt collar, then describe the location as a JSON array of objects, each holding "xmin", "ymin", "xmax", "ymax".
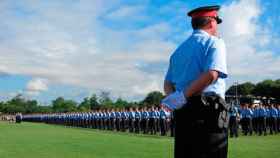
[{"xmin": 193, "ymin": 29, "xmax": 210, "ymax": 36}]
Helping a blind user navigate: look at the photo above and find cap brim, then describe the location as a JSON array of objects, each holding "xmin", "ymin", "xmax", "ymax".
[
  {"xmin": 217, "ymin": 17, "xmax": 222, "ymax": 24},
  {"xmin": 187, "ymin": 5, "xmax": 220, "ymax": 16}
]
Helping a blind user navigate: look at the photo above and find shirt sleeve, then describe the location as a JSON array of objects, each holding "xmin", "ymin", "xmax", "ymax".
[
  {"xmin": 165, "ymin": 58, "xmax": 173, "ymax": 82},
  {"xmin": 204, "ymin": 38, "xmax": 228, "ymax": 78}
]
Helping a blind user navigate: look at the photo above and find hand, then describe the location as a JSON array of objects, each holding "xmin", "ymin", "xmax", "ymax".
[
  {"xmin": 161, "ymin": 91, "xmax": 187, "ymax": 110},
  {"xmin": 160, "ymin": 104, "xmax": 172, "ymax": 112}
]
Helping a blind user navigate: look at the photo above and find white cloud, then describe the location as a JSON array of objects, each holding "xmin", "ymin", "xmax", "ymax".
[
  {"xmin": 132, "ymin": 80, "xmax": 161, "ymax": 95},
  {"xmin": 0, "ymin": 0, "xmax": 279, "ymax": 102},
  {"xmin": 220, "ymin": 0, "xmax": 280, "ymax": 85},
  {"xmin": 0, "ymin": 0, "xmax": 175, "ymax": 101},
  {"xmin": 25, "ymin": 78, "xmax": 48, "ymax": 96},
  {"xmin": 105, "ymin": 5, "xmax": 147, "ymax": 21}
]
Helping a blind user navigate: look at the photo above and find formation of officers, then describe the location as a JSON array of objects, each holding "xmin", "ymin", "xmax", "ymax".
[
  {"xmin": 22, "ymin": 106, "xmax": 175, "ymax": 136},
  {"xmin": 21, "ymin": 103, "xmax": 280, "ymax": 138},
  {"xmin": 229, "ymin": 103, "xmax": 280, "ymax": 137}
]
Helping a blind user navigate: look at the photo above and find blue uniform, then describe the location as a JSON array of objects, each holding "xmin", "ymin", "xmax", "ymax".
[
  {"xmin": 134, "ymin": 111, "xmax": 141, "ymax": 133},
  {"xmin": 269, "ymin": 108, "xmax": 278, "ymax": 118},
  {"xmin": 128, "ymin": 111, "xmax": 135, "ymax": 119},
  {"xmin": 229, "ymin": 106, "xmax": 238, "ymax": 117},
  {"xmin": 165, "ymin": 29, "xmax": 227, "ymax": 98},
  {"xmin": 243, "ymin": 109, "xmax": 253, "ymax": 119},
  {"xmin": 149, "ymin": 111, "xmax": 156, "ymax": 119},
  {"xmin": 257, "ymin": 107, "xmax": 267, "ymax": 135},
  {"xmin": 240, "ymin": 108, "xmax": 253, "ymax": 135},
  {"xmin": 160, "ymin": 109, "xmax": 167, "ymax": 119},
  {"xmin": 229, "ymin": 106, "xmax": 239, "ymax": 137},
  {"xmin": 253, "ymin": 108, "xmax": 258, "ymax": 118},
  {"xmin": 278, "ymin": 108, "xmax": 280, "ymax": 132},
  {"xmin": 135, "ymin": 111, "xmax": 141, "ymax": 119},
  {"xmin": 268, "ymin": 107, "xmax": 278, "ymax": 134},
  {"xmin": 257, "ymin": 108, "xmax": 267, "ymax": 117}
]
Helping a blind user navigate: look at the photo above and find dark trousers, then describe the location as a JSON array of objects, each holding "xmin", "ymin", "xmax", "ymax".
[
  {"xmin": 257, "ymin": 117, "xmax": 267, "ymax": 135},
  {"xmin": 160, "ymin": 118, "xmax": 167, "ymax": 136},
  {"xmin": 174, "ymin": 96, "xmax": 228, "ymax": 158},
  {"xmin": 141, "ymin": 119, "xmax": 148, "ymax": 134},
  {"xmin": 148, "ymin": 118, "xmax": 156, "ymax": 134},
  {"xmin": 229, "ymin": 116, "xmax": 238, "ymax": 137},
  {"xmin": 243, "ymin": 118, "xmax": 253, "ymax": 135},
  {"xmin": 128, "ymin": 119, "xmax": 134, "ymax": 132},
  {"xmin": 252, "ymin": 118, "xmax": 258, "ymax": 133},
  {"xmin": 278, "ymin": 118, "xmax": 280, "ymax": 132},
  {"xmin": 116, "ymin": 118, "xmax": 121, "ymax": 131},
  {"xmin": 170, "ymin": 117, "xmax": 175, "ymax": 137},
  {"xmin": 16, "ymin": 116, "xmax": 22, "ymax": 123},
  {"xmin": 110, "ymin": 118, "xmax": 115, "ymax": 130},
  {"xmin": 269, "ymin": 117, "xmax": 278, "ymax": 134},
  {"xmin": 134, "ymin": 118, "xmax": 141, "ymax": 133}
]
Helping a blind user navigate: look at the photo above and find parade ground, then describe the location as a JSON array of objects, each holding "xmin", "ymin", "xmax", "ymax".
[{"xmin": 0, "ymin": 122, "xmax": 279, "ymax": 158}]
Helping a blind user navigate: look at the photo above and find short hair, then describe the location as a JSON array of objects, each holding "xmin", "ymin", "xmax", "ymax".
[{"xmin": 191, "ymin": 17, "xmax": 212, "ymax": 29}]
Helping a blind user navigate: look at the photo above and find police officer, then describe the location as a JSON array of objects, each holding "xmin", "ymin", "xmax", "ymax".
[
  {"xmin": 147, "ymin": 106, "xmax": 156, "ymax": 135},
  {"xmin": 15, "ymin": 113, "xmax": 22, "ymax": 123},
  {"xmin": 229, "ymin": 104, "xmax": 239, "ymax": 137},
  {"xmin": 252, "ymin": 104, "xmax": 259, "ymax": 134},
  {"xmin": 257, "ymin": 104, "xmax": 267, "ymax": 136},
  {"xmin": 141, "ymin": 107, "xmax": 149, "ymax": 134},
  {"xmin": 110, "ymin": 109, "xmax": 116, "ymax": 131},
  {"xmin": 134, "ymin": 107, "xmax": 141, "ymax": 133},
  {"xmin": 162, "ymin": 5, "xmax": 228, "ymax": 158},
  {"xmin": 242, "ymin": 104, "xmax": 253, "ymax": 136},
  {"xmin": 128, "ymin": 107, "xmax": 135, "ymax": 133},
  {"xmin": 277, "ymin": 104, "xmax": 280, "ymax": 132},
  {"xmin": 155, "ymin": 107, "xmax": 161, "ymax": 133},
  {"xmin": 115, "ymin": 108, "xmax": 121, "ymax": 131},
  {"xmin": 265, "ymin": 105, "xmax": 270, "ymax": 133},
  {"xmin": 120, "ymin": 108, "xmax": 127, "ymax": 132},
  {"xmin": 159, "ymin": 107, "xmax": 168, "ymax": 136},
  {"xmin": 268, "ymin": 104, "xmax": 278, "ymax": 134},
  {"xmin": 105, "ymin": 109, "xmax": 110, "ymax": 130}
]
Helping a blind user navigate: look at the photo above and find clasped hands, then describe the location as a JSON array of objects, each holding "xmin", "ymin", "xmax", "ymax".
[{"xmin": 161, "ymin": 91, "xmax": 187, "ymax": 111}]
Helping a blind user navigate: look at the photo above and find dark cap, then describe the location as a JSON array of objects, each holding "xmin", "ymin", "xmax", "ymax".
[{"xmin": 187, "ymin": 5, "xmax": 222, "ymax": 24}]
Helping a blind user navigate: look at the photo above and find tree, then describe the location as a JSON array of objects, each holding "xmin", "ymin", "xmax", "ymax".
[
  {"xmin": 226, "ymin": 82, "xmax": 255, "ymax": 96},
  {"xmin": 142, "ymin": 91, "xmax": 164, "ymax": 107},
  {"xmin": 252, "ymin": 80, "xmax": 275, "ymax": 97},
  {"xmin": 114, "ymin": 97, "xmax": 129, "ymax": 108},
  {"xmin": 52, "ymin": 97, "xmax": 77, "ymax": 112},
  {"xmin": 99, "ymin": 91, "xmax": 113, "ymax": 108},
  {"xmin": 78, "ymin": 97, "xmax": 91, "ymax": 111},
  {"xmin": 89, "ymin": 94, "xmax": 100, "ymax": 109},
  {"xmin": 5, "ymin": 94, "xmax": 27, "ymax": 113},
  {"xmin": 36, "ymin": 106, "xmax": 52, "ymax": 113},
  {"xmin": 0, "ymin": 101, "xmax": 4, "ymax": 112},
  {"xmin": 25, "ymin": 100, "xmax": 39, "ymax": 113},
  {"xmin": 239, "ymin": 82, "xmax": 255, "ymax": 95}
]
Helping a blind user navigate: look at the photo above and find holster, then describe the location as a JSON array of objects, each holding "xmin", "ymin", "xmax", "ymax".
[{"xmin": 182, "ymin": 94, "xmax": 230, "ymax": 132}]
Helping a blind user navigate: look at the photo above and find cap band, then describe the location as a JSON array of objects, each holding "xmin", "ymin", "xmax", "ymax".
[{"xmin": 190, "ymin": 10, "xmax": 218, "ymax": 18}]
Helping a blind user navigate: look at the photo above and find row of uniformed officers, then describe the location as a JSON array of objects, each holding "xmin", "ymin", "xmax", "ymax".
[
  {"xmin": 229, "ymin": 103, "xmax": 280, "ymax": 137},
  {"xmin": 22, "ymin": 106, "xmax": 175, "ymax": 136}
]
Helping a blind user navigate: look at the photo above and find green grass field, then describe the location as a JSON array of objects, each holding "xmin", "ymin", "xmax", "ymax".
[{"xmin": 0, "ymin": 122, "xmax": 279, "ymax": 158}]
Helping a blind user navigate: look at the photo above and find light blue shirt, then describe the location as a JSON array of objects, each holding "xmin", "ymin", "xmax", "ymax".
[
  {"xmin": 257, "ymin": 107, "xmax": 267, "ymax": 117},
  {"xmin": 229, "ymin": 106, "xmax": 239, "ymax": 117},
  {"xmin": 269, "ymin": 107, "xmax": 278, "ymax": 118},
  {"xmin": 165, "ymin": 29, "xmax": 227, "ymax": 98}
]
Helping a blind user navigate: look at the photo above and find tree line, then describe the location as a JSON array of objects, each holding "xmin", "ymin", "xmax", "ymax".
[
  {"xmin": 226, "ymin": 79, "xmax": 280, "ymax": 103},
  {"xmin": 1, "ymin": 79, "xmax": 279, "ymax": 114}
]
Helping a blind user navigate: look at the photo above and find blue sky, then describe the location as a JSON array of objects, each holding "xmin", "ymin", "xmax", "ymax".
[{"xmin": 0, "ymin": 0, "xmax": 279, "ymax": 104}]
